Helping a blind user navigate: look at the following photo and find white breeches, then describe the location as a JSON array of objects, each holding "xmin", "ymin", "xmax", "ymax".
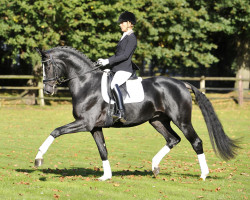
[{"xmin": 111, "ymin": 71, "xmax": 132, "ymax": 89}]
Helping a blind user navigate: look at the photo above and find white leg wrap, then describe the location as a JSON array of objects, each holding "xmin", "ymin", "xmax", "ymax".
[
  {"xmin": 152, "ymin": 146, "xmax": 170, "ymax": 171},
  {"xmin": 198, "ymin": 153, "xmax": 209, "ymax": 180},
  {"xmin": 35, "ymin": 151, "xmax": 43, "ymax": 159},
  {"xmin": 98, "ymin": 160, "xmax": 112, "ymax": 181},
  {"xmin": 35, "ymin": 135, "xmax": 55, "ymax": 159}
]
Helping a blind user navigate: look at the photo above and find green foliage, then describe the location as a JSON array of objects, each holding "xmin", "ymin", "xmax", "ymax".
[
  {"xmin": 0, "ymin": 0, "xmax": 249, "ymax": 72},
  {"xmin": 212, "ymin": 0, "xmax": 250, "ymax": 35},
  {"xmin": 134, "ymin": 0, "xmax": 220, "ymax": 69}
]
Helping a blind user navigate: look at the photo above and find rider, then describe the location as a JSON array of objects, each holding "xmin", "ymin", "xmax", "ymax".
[{"xmin": 98, "ymin": 11, "xmax": 137, "ymax": 123}]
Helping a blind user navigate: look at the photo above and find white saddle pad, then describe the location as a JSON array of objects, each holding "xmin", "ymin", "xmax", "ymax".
[{"xmin": 101, "ymin": 69, "xmax": 144, "ymax": 104}]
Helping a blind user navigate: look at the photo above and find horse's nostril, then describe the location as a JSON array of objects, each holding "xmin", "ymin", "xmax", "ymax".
[{"xmin": 43, "ymin": 89, "xmax": 51, "ymax": 95}]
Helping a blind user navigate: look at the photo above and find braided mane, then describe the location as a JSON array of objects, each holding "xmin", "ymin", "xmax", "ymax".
[{"xmin": 48, "ymin": 46, "xmax": 94, "ymax": 67}]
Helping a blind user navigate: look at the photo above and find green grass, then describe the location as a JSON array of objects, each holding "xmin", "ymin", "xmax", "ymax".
[{"xmin": 0, "ymin": 101, "xmax": 249, "ymax": 200}]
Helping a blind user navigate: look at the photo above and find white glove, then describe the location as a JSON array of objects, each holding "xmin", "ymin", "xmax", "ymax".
[{"xmin": 98, "ymin": 58, "xmax": 109, "ymax": 66}]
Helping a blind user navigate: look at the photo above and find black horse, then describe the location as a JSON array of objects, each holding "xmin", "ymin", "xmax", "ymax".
[{"xmin": 35, "ymin": 46, "xmax": 238, "ymax": 181}]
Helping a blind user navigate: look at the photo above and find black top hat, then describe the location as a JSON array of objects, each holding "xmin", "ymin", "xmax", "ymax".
[{"xmin": 117, "ymin": 11, "xmax": 136, "ymax": 25}]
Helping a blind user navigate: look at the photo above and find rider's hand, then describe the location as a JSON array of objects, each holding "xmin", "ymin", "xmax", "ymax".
[{"xmin": 98, "ymin": 58, "xmax": 109, "ymax": 66}]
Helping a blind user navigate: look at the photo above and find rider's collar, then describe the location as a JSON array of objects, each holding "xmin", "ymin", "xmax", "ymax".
[{"xmin": 120, "ymin": 30, "xmax": 134, "ymax": 41}]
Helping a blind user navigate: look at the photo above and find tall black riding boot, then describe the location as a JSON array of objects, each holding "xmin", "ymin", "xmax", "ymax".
[{"xmin": 112, "ymin": 84, "xmax": 126, "ymax": 123}]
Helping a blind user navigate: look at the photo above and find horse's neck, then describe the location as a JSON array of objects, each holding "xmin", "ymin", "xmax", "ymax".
[
  {"xmin": 68, "ymin": 71, "xmax": 102, "ymax": 97},
  {"xmin": 57, "ymin": 51, "xmax": 101, "ymax": 95},
  {"xmin": 63, "ymin": 56, "xmax": 93, "ymax": 81},
  {"xmin": 67, "ymin": 59, "xmax": 90, "ymax": 75}
]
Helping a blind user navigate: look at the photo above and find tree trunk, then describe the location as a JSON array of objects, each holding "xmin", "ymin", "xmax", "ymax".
[
  {"xmin": 235, "ymin": 67, "xmax": 250, "ymax": 89},
  {"xmin": 234, "ymin": 38, "xmax": 250, "ymax": 89}
]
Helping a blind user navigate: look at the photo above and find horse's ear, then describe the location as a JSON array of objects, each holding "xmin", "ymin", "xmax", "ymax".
[{"xmin": 35, "ymin": 47, "xmax": 46, "ymax": 58}]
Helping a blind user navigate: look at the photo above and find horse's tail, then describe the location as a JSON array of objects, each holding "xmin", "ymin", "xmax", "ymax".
[{"xmin": 184, "ymin": 82, "xmax": 239, "ymax": 161}]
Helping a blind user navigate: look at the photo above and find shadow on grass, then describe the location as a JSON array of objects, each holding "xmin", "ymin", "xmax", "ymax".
[
  {"xmin": 15, "ymin": 168, "xmax": 222, "ymax": 180},
  {"xmin": 16, "ymin": 168, "xmax": 154, "ymax": 177}
]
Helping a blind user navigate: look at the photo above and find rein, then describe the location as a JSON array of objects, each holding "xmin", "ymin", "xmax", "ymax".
[{"xmin": 42, "ymin": 55, "xmax": 102, "ymax": 85}]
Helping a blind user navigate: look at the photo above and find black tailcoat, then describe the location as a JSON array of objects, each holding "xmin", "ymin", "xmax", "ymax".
[{"xmin": 108, "ymin": 32, "xmax": 137, "ymax": 73}]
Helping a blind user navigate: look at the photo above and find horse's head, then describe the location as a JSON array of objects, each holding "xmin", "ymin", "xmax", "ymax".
[
  {"xmin": 36, "ymin": 48, "xmax": 63, "ymax": 95},
  {"xmin": 36, "ymin": 46, "xmax": 98, "ymax": 95}
]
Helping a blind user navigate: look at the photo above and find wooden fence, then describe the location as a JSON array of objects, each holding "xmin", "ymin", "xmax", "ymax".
[{"xmin": 0, "ymin": 75, "xmax": 249, "ymax": 106}]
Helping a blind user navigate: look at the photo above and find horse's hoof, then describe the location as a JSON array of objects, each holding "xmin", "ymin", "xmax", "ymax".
[
  {"xmin": 200, "ymin": 172, "xmax": 209, "ymax": 181},
  {"xmin": 153, "ymin": 167, "xmax": 160, "ymax": 177},
  {"xmin": 199, "ymin": 177, "xmax": 206, "ymax": 181},
  {"xmin": 97, "ymin": 175, "xmax": 111, "ymax": 181},
  {"xmin": 34, "ymin": 158, "xmax": 43, "ymax": 167},
  {"xmin": 199, "ymin": 174, "xmax": 208, "ymax": 181}
]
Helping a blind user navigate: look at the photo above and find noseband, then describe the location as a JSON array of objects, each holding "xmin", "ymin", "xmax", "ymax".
[{"xmin": 42, "ymin": 55, "xmax": 102, "ymax": 86}]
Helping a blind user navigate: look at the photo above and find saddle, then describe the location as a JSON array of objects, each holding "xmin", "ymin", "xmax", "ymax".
[
  {"xmin": 101, "ymin": 69, "xmax": 144, "ymax": 126},
  {"xmin": 101, "ymin": 69, "xmax": 144, "ymax": 104},
  {"xmin": 106, "ymin": 70, "xmax": 138, "ymax": 100}
]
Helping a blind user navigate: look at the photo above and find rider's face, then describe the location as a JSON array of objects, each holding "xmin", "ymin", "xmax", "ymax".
[{"xmin": 119, "ymin": 21, "xmax": 132, "ymax": 32}]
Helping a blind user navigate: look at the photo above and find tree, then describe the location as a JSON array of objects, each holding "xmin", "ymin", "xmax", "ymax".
[
  {"xmin": 0, "ymin": 0, "xmax": 249, "ymax": 81},
  {"xmin": 210, "ymin": 0, "xmax": 250, "ymax": 88},
  {"xmin": 0, "ymin": 0, "xmax": 119, "ymax": 68},
  {"xmin": 132, "ymin": 0, "xmax": 221, "ymax": 75}
]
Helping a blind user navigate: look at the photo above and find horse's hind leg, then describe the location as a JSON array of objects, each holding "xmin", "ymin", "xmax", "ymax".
[
  {"xmin": 150, "ymin": 118, "xmax": 181, "ymax": 177},
  {"xmin": 91, "ymin": 127, "xmax": 112, "ymax": 181},
  {"xmin": 177, "ymin": 122, "xmax": 209, "ymax": 180}
]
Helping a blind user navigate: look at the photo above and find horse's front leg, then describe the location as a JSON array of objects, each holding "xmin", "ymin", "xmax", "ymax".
[
  {"xmin": 34, "ymin": 119, "xmax": 87, "ymax": 167},
  {"xmin": 91, "ymin": 127, "xmax": 112, "ymax": 181}
]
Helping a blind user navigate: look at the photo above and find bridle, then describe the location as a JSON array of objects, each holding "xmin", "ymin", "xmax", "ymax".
[{"xmin": 42, "ymin": 54, "xmax": 102, "ymax": 86}]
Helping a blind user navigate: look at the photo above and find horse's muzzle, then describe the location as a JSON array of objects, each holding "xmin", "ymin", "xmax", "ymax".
[{"xmin": 44, "ymin": 84, "xmax": 56, "ymax": 95}]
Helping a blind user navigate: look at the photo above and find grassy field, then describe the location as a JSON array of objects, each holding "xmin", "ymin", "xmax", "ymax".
[{"xmin": 0, "ymin": 101, "xmax": 249, "ymax": 200}]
